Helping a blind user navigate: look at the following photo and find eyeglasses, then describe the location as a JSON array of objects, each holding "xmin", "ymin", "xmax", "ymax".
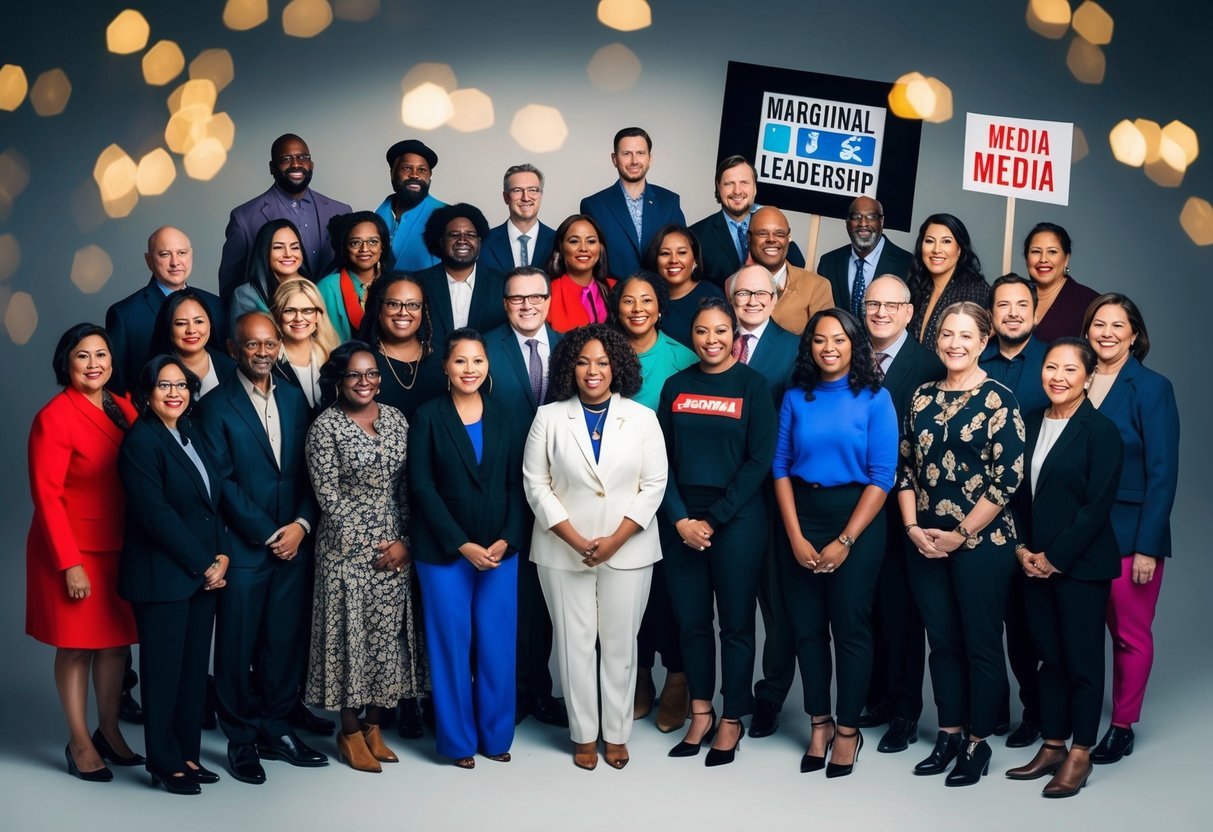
[
  {"xmin": 240, "ymin": 339, "xmax": 280, "ymax": 352},
  {"xmin": 733, "ymin": 289, "xmax": 773, "ymax": 303},
  {"xmin": 750, "ymin": 229, "xmax": 790, "ymax": 240},
  {"xmin": 276, "ymin": 153, "xmax": 312, "ymax": 165},
  {"xmin": 347, "ymin": 237, "xmax": 382, "ymax": 250},
  {"xmin": 505, "ymin": 293, "xmax": 550, "ymax": 306},
  {"xmin": 506, "ymin": 187, "xmax": 543, "ymax": 197},
  {"xmin": 281, "ymin": 306, "xmax": 319, "ymax": 319},
  {"xmin": 863, "ymin": 300, "xmax": 908, "ymax": 312},
  {"xmin": 847, "ymin": 212, "xmax": 883, "ymax": 222},
  {"xmin": 444, "ymin": 231, "xmax": 480, "ymax": 242},
  {"xmin": 155, "ymin": 380, "xmax": 190, "ymax": 392},
  {"xmin": 383, "ymin": 299, "xmax": 423, "ymax": 313},
  {"xmin": 342, "ymin": 370, "xmax": 382, "ymax": 382}
]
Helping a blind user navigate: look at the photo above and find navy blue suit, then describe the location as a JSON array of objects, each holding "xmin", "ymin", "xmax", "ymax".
[
  {"xmin": 746, "ymin": 321, "xmax": 799, "ymax": 408},
  {"xmin": 415, "ymin": 264, "xmax": 509, "ymax": 350},
  {"xmin": 980, "ymin": 336, "xmax": 1050, "ymax": 418},
  {"xmin": 197, "ymin": 373, "xmax": 318, "ymax": 745},
  {"xmin": 816, "ymin": 237, "xmax": 913, "ymax": 312},
  {"xmin": 689, "ymin": 210, "xmax": 805, "ymax": 288},
  {"xmin": 105, "ymin": 279, "xmax": 225, "ymax": 396},
  {"xmin": 580, "ymin": 181, "xmax": 684, "ymax": 280},
  {"xmin": 480, "ymin": 221, "xmax": 555, "ymax": 275}
]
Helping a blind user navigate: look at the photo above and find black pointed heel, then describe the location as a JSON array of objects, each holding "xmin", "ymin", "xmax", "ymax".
[
  {"xmin": 826, "ymin": 728, "xmax": 864, "ymax": 778},
  {"xmin": 148, "ymin": 765, "xmax": 201, "ymax": 795},
  {"xmin": 91, "ymin": 728, "xmax": 145, "ymax": 767},
  {"xmin": 65, "ymin": 744, "xmax": 113, "ymax": 782},
  {"xmin": 669, "ymin": 707, "xmax": 717, "ymax": 757},
  {"xmin": 800, "ymin": 717, "xmax": 835, "ymax": 773},
  {"xmin": 704, "ymin": 719, "xmax": 744, "ymax": 767}
]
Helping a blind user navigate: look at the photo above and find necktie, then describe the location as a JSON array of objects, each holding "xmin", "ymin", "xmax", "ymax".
[
  {"xmin": 733, "ymin": 333, "xmax": 752, "ymax": 364},
  {"xmin": 873, "ymin": 350, "xmax": 888, "ymax": 381},
  {"xmin": 736, "ymin": 220, "xmax": 749, "ymax": 264},
  {"xmin": 852, "ymin": 257, "xmax": 867, "ymax": 320},
  {"xmin": 526, "ymin": 338, "xmax": 544, "ymax": 404},
  {"xmin": 518, "ymin": 233, "xmax": 531, "ymax": 267}
]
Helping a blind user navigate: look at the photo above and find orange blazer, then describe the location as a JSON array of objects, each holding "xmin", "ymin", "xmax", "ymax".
[{"xmin": 771, "ymin": 264, "xmax": 836, "ymax": 336}]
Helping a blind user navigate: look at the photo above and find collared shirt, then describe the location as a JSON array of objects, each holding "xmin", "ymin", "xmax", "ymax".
[
  {"xmin": 979, "ymin": 335, "xmax": 1050, "ymax": 415},
  {"xmin": 237, "ymin": 369, "xmax": 281, "ymax": 468},
  {"xmin": 447, "ymin": 265, "xmax": 478, "ymax": 329},
  {"xmin": 874, "ymin": 328, "xmax": 909, "ymax": 371},
  {"xmin": 375, "ymin": 193, "xmax": 443, "ymax": 273},
  {"xmin": 268, "ymin": 185, "xmax": 322, "ymax": 272},
  {"xmin": 771, "ymin": 263, "xmax": 789, "ymax": 294},
  {"xmin": 722, "ymin": 204, "xmax": 766, "ymax": 264},
  {"xmin": 154, "ymin": 279, "xmax": 181, "ymax": 296},
  {"xmin": 167, "ymin": 427, "xmax": 210, "ymax": 498},
  {"xmin": 850, "ymin": 235, "xmax": 887, "ymax": 295},
  {"xmin": 619, "ymin": 180, "xmax": 645, "ymax": 243},
  {"xmin": 507, "ymin": 220, "xmax": 540, "ymax": 268},
  {"xmin": 513, "ymin": 325, "xmax": 551, "ymax": 397},
  {"xmin": 738, "ymin": 317, "xmax": 771, "ymax": 344}
]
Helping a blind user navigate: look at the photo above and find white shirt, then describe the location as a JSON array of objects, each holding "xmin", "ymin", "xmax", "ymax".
[
  {"xmin": 237, "ymin": 370, "xmax": 281, "ymax": 468},
  {"xmin": 1031, "ymin": 416, "xmax": 1070, "ymax": 498},
  {"xmin": 771, "ymin": 263, "xmax": 789, "ymax": 294},
  {"xmin": 197, "ymin": 358, "xmax": 220, "ymax": 398},
  {"xmin": 513, "ymin": 325, "xmax": 551, "ymax": 397},
  {"xmin": 289, "ymin": 356, "xmax": 321, "ymax": 409},
  {"xmin": 447, "ymin": 265, "xmax": 477, "ymax": 329},
  {"xmin": 738, "ymin": 317, "xmax": 770, "ymax": 354},
  {"xmin": 507, "ymin": 221, "xmax": 540, "ymax": 268}
]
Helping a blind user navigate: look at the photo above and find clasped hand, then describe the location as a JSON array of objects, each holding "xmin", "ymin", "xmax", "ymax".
[
  {"xmin": 675, "ymin": 518, "xmax": 714, "ymax": 552},
  {"xmin": 203, "ymin": 555, "xmax": 229, "ymax": 590},
  {"xmin": 909, "ymin": 526, "xmax": 949, "ymax": 559},
  {"xmin": 460, "ymin": 539, "xmax": 508, "ymax": 571},
  {"xmin": 269, "ymin": 522, "xmax": 306, "ymax": 561},
  {"xmin": 1018, "ymin": 548, "xmax": 1060, "ymax": 578},
  {"xmin": 374, "ymin": 539, "xmax": 411, "ymax": 572}
]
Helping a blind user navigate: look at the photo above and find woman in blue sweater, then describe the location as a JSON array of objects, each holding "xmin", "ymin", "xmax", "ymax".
[{"xmin": 772, "ymin": 309, "xmax": 898, "ymax": 778}]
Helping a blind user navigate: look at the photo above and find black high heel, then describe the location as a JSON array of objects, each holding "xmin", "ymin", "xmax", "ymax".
[
  {"xmin": 914, "ymin": 730, "xmax": 964, "ymax": 775},
  {"xmin": 800, "ymin": 717, "xmax": 835, "ymax": 773},
  {"xmin": 1089, "ymin": 725, "xmax": 1135, "ymax": 765},
  {"xmin": 148, "ymin": 765, "xmax": 201, "ymax": 795},
  {"xmin": 668, "ymin": 708, "xmax": 717, "ymax": 757},
  {"xmin": 91, "ymin": 728, "xmax": 145, "ymax": 767},
  {"xmin": 826, "ymin": 728, "xmax": 864, "ymax": 778},
  {"xmin": 65, "ymin": 744, "xmax": 113, "ymax": 782},
  {"xmin": 704, "ymin": 719, "xmax": 744, "ymax": 767},
  {"xmin": 946, "ymin": 739, "xmax": 992, "ymax": 787},
  {"xmin": 184, "ymin": 760, "xmax": 220, "ymax": 784}
]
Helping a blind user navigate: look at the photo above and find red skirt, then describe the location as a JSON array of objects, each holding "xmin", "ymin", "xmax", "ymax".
[{"xmin": 26, "ymin": 530, "xmax": 136, "ymax": 649}]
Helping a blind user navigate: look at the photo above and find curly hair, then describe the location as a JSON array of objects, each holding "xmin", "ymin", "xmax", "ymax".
[
  {"xmin": 547, "ymin": 324, "xmax": 642, "ymax": 401},
  {"xmin": 134, "ymin": 354, "xmax": 202, "ymax": 419},
  {"xmin": 791, "ymin": 309, "xmax": 882, "ymax": 400},
  {"xmin": 422, "ymin": 203, "xmax": 491, "ymax": 259},
  {"xmin": 607, "ymin": 271, "xmax": 669, "ymax": 334},
  {"xmin": 356, "ymin": 271, "xmax": 434, "ymax": 359},
  {"xmin": 328, "ymin": 211, "xmax": 395, "ymax": 275},
  {"xmin": 317, "ymin": 339, "xmax": 374, "ymax": 409}
]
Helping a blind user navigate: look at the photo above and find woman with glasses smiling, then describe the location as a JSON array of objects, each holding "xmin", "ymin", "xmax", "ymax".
[
  {"xmin": 272, "ymin": 278, "xmax": 340, "ymax": 412},
  {"xmin": 317, "ymin": 212, "xmax": 396, "ymax": 341}
]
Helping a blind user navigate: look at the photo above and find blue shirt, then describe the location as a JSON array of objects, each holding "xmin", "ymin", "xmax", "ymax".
[
  {"xmin": 619, "ymin": 180, "xmax": 644, "ymax": 243},
  {"xmin": 267, "ymin": 185, "xmax": 322, "ymax": 271},
  {"xmin": 464, "ymin": 418, "xmax": 483, "ymax": 465},
  {"xmin": 582, "ymin": 398, "xmax": 610, "ymax": 462},
  {"xmin": 375, "ymin": 193, "xmax": 444, "ymax": 273},
  {"xmin": 772, "ymin": 377, "xmax": 898, "ymax": 490},
  {"xmin": 980, "ymin": 336, "xmax": 1049, "ymax": 417}
]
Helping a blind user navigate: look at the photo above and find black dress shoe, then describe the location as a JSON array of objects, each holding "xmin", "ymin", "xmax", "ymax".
[
  {"xmin": 288, "ymin": 701, "xmax": 336, "ymax": 735},
  {"xmin": 396, "ymin": 699, "xmax": 424, "ymax": 739},
  {"xmin": 258, "ymin": 732, "xmax": 329, "ymax": 767},
  {"xmin": 826, "ymin": 729, "xmax": 864, "ymax": 778},
  {"xmin": 530, "ymin": 693, "xmax": 569, "ymax": 728},
  {"xmin": 118, "ymin": 690, "xmax": 144, "ymax": 725},
  {"xmin": 704, "ymin": 719, "xmax": 744, "ymax": 767},
  {"xmin": 1005, "ymin": 720, "xmax": 1042, "ymax": 748},
  {"xmin": 184, "ymin": 762, "xmax": 220, "ymax": 784},
  {"xmin": 1089, "ymin": 725, "xmax": 1135, "ymax": 765},
  {"xmin": 877, "ymin": 717, "xmax": 918, "ymax": 753},
  {"xmin": 65, "ymin": 744, "xmax": 112, "ymax": 782},
  {"xmin": 148, "ymin": 766, "xmax": 200, "ymax": 795},
  {"xmin": 226, "ymin": 743, "xmax": 266, "ymax": 785},
  {"xmin": 749, "ymin": 699, "xmax": 780, "ymax": 739},
  {"xmin": 914, "ymin": 731, "xmax": 964, "ymax": 775},
  {"xmin": 92, "ymin": 728, "xmax": 145, "ymax": 766},
  {"xmin": 855, "ymin": 703, "xmax": 890, "ymax": 729},
  {"xmin": 946, "ymin": 739, "xmax": 992, "ymax": 786}
]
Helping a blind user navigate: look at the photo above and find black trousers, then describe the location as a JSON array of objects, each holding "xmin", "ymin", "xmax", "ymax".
[
  {"xmin": 753, "ymin": 485, "xmax": 797, "ymax": 708},
  {"xmin": 906, "ymin": 538, "xmax": 1015, "ymax": 738},
  {"xmin": 867, "ymin": 508, "xmax": 927, "ymax": 721},
  {"xmin": 1024, "ymin": 574, "xmax": 1110, "ymax": 747},
  {"xmin": 215, "ymin": 553, "xmax": 311, "ymax": 745},
  {"xmin": 637, "ymin": 526, "xmax": 684, "ymax": 673},
  {"xmin": 133, "ymin": 590, "xmax": 216, "ymax": 772},
  {"xmin": 780, "ymin": 483, "xmax": 883, "ymax": 726},
  {"xmin": 515, "ymin": 551, "xmax": 554, "ymax": 698},
  {"xmin": 1000, "ymin": 574, "xmax": 1042, "ymax": 726},
  {"xmin": 665, "ymin": 491, "xmax": 766, "ymax": 720}
]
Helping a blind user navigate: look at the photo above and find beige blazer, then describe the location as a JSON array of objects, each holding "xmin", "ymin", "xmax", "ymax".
[
  {"xmin": 523, "ymin": 393, "xmax": 668, "ymax": 572},
  {"xmin": 771, "ymin": 264, "xmax": 836, "ymax": 336}
]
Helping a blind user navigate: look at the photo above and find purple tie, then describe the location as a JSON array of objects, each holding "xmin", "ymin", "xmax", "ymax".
[{"xmin": 526, "ymin": 338, "xmax": 544, "ymax": 404}]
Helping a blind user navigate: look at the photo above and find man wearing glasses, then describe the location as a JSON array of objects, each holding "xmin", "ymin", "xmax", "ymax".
[
  {"xmin": 482, "ymin": 164, "xmax": 556, "ymax": 275},
  {"xmin": 749, "ymin": 206, "xmax": 834, "ymax": 336},
  {"xmin": 218, "ymin": 134, "xmax": 351, "ymax": 306},
  {"xmin": 816, "ymin": 196, "xmax": 912, "ymax": 317},
  {"xmin": 417, "ymin": 203, "xmax": 508, "ymax": 349}
]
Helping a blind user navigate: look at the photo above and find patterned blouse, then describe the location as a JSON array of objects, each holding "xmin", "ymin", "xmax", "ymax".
[{"xmin": 897, "ymin": 379, "xmax": 1026, "ymax": 549}]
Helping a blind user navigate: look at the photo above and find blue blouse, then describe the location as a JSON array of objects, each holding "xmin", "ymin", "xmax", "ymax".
[
  {"xmin": 581, "ymin": 399, "xmax": 610, "ymax": 462},
  {"xmin": 464, "ymin": 418, "xmax": 483, "ymax": 465}
]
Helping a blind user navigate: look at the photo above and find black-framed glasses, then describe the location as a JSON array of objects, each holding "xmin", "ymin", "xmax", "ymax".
[
  {"xmin": 848, "ymin": 212, "xmax": 883, "ymax": 222},
  {"xmin": 863, "ymin": 300, "xmax": 907, "ymax": 312},
  {"xmin": 383, "ymin": 299, "xmax": 423, "ymax": 313},
  {"xmin": 733, "ymin": 289, "xmax": 773, "ymax": 303},
  {"xmin": 347, "ymin": 237, "xmax": 382, "ymax": 249},
  {"xmin": 155, "ymin": 380, "xmax": 189, "ymax": 392},
  {"xmin": 341, "ymin": 370, "xmax": 382, "ymax": 382},
  {"xmin": 505, "ymin": 293, "xmax": 550, "ymax": 306},
  {"xmin": 276, "ymin": 153, "xmax": 312, "ymax": 165}
]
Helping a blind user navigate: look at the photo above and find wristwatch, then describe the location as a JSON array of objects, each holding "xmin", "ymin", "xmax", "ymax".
[{"xmin": 838, "ymin": 534, "xmax": 856, "ymax": 549}]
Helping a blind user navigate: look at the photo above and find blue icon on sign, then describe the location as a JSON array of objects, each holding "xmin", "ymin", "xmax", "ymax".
[
  {"xmin": 763, "ymin": 124, "xmax": 792, "ymax": 155},
  {"xmin": 794, "ymin": 128, "xmax": 875, "ymax": 167}
]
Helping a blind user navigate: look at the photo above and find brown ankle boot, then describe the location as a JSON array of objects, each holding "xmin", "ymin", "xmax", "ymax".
[
  {"xmin": 655, "ymin": 672, "xmax": 690, "ymax": 733},
  {"xmin": 337, "ymin": 730, "xmax": 382, "ymax": 773},
  {"xmin": 1006, "ymin": 742, "xmax": 1067, "ymax": 780},
  {"xmin": 1042, "ymin": 753, "xmax": 1092, "ymax": 798},
  {"xmin": 633, "ymin": 668, "xmax": 654, "ymax": 720},
  {"xmin": 360, "ymin": 723, "xmax": 399, "ymax": 763}
]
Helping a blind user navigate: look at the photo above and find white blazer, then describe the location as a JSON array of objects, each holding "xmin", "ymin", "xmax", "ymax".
[{"xmin": 523, "ymin": 393, "xmax": 668, "ymax": 572}]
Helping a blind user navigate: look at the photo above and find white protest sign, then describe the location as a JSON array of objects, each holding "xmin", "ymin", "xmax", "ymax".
[{"xmin": 963, "ymin": 112, "xmax": 1073, "ymax": 206}]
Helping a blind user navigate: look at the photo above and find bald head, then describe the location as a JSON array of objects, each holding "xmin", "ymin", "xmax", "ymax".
[
  {"xmin": 144, "ymin": 226, "xmax": 193, "ymax": 290},
  {"xmin": 748, "ymin": 206, "xmax": 791, "ymax": 270}
]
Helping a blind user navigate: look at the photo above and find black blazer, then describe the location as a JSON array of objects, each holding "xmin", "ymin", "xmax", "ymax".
[
  {"xmin": 480, "ymin": 221, "xmax": 556, "ymax": 275},
  {"xmin": 747, "ymin": 320, "xmax": 799, "ymax": 407},
  {"xmin": 415, "ymin": 263, "xmax": 509, "ymax": 349},
  {"xmin": 406, "ymin": 395, "xmax": 526, "ymax": 565},
  {"xmin": 816, "ymin": 236, "xmax": 913, "ymax": 311},
  {"xmin": 117, "ymin": 416, "xmax": 227, "ymax": 603},
  {"xmin": 196, "ymin": 373, "xmax": 318, "ymax": 568},
  {"xmin": 881, "ymin": 335, "xmax": 945, "ymax": 426},
  {"xmin": 688, "ymin": 210, "xmax": 805, "ymax": 288},
  {"xmin": 1018, "ymin": 399, "xmax": 1124, "ymax": 581}
]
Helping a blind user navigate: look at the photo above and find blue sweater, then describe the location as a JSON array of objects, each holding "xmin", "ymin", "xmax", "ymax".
[{"xmin": 772, "ymin": 377, "xmax": 898, "ymax": 490}]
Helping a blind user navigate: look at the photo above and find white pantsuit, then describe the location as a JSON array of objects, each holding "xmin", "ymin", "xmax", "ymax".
[{"xmin": 523, "ymin": 393, "xmax": 668, "ymax": 745}]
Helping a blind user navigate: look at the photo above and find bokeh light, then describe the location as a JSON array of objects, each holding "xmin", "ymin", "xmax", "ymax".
[
  {"xmin": 168, "ymin": 78, "xmax": 218, "ymax": 115},
  {"xmin": 1108, "ymin": 120, "xmax": 1146, "ymax": 167},
  {"xmin": 207, "ymin": 112, "xmax": 237, "ymax": 152},
  {"xmin": 183, "ymin": 137, "xmax": 228, "ymax": 180},
  {"xmin": 1133, "ymin": 118, "xmax": 1162, "ymax": 163},
  {"xmin": 1026, "ymin": 0, "xmax": 1072, "ymax": 39},
  {"xmin": 142, "ymin": 40, "xmax": 185, "ymax": 86},
  {"xmin": 1072, "ymin": 126, "xmax": 1089, "ymax": 162},
  {"xmin": 102, "ymin": 190, "xmax": 139, "ymax": 219},
  {"xmin": 1180, "ymin": 197, "xmax": 1213, "ymax": 246},
  {"xmin": 510, "ymin": 105, "xmax": 568, "ymax": 153},
  {"xmin": 334, "ymin": 0, "xmax": 379, "ymax": 21},
  {"xmin": 1066, "ymin": 37, "xmax": 1105, "ymax": 84},
  {"xmin": 888, "ymin": 72, "xmax": 935, "ymax": 120},
  {"xmin": 0, "ymin": 148, "xmax": 32, "ymax": 202},
  {"xmin": 106, "ymin": 10, "xmax": 151, "ymax": 55},
  {"xmin": 588, "ymin": 43, "xmax": 643, "ymax": 92},
  {"xmin": 922, "ymin": 77, "xmax": 954, "ymax": 123},
  {"xmin": 1162, "ymin": 120, "xmax": 1199, "ymax": 166},
  {"xmin": 136, "ymin": 148, "xmax": 177, "ymax": 196},
  {"xmin": 283, "ymin": 0, "xmax": 334, "ymax": 38},
  {"xmin": 447, "ymin": 88, "xmax": 494, "ymax": 133},
  {"xmin": 165, "ymin": 106, "xmax": 213, "ymax": 154},
  {"xmin": 30, "ymin": 69, "xmax": 71, "ymax": 116},
  {"xmin": 4, "ymin": 290, "xmax": 37, "ymax": 345},
  {"xmin": 0, "ymin": 234, "xmax": 18, "ymax": 282},
  {"xmin": 70, "ymin": 245, "xmax": 114, "ymax": 294},
  {"xmin": 223, "ymin": 0, "xmax": 269, "ymax": 30},
  {"xmin": 401, "ymin": 63, "xmax": 457, "ymax": 93},
  {"xmin": 597, "ymin": 0, "xmax": 652, "ymax": 32},
  {"xmin": 189, "ymin": 49, "xmax": 235, "ymax": 93},
  {"xmin": 401, "ymin": 82, "xmax": 454, "ymax": 130},
  {"xmin": 0, "ymin": 64, "xmax": 29, "ymax": 111},
  {"xmin": 1143, "ymin": 158, "xmax": 1184, "ymax": 188},
  {"xmin": 1072, "ymin": 1, "xmax": 1113, "ymax": 45}
]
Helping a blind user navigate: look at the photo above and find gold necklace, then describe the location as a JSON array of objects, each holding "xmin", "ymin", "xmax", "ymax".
[
  {"xmin": 582, "ymin": 400, "xmax": 609, "ymax": 440},
  {"xmin": 380, "ymin": 341, "xmax": 419, "ymax": 391}
]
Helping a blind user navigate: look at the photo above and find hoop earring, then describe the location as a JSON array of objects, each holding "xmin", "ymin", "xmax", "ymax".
[{"xmin": 487, "ymin": 374, "xmax": 493, "ymax": 395}]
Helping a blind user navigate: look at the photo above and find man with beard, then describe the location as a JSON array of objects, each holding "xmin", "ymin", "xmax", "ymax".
[
  {"xmin": 376, "ymin": 139, "xmax": 446, "ymax": 273},
  {"xmin": 481, "ymin": 164, "xmax": 556, "ymax": 274},
  {"xmin": 416, "ymin": 204, "xmax": 508, "ymax": 349},
  {"xmin": 218, "ymin": 134, "xmax": 351, "ymax": 306},
  {"xmin": 816, "ymin": 196, "xmax": 913, "ymax": 318},
  {"xmin": 689, "ymin": 155, "xmax": 805, "ymax": 288},
  {"xmin": 751, "ymin": 206, "xmax": 834, "ymax": 336},
  {"xmin": 580, "ymin": 127, "xmax": 684, "ymax": 280}
]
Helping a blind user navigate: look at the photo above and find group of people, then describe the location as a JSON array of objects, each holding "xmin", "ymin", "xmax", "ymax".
[{"xmin": 26, "ymin": 127, "xmax": 1178, "ymax": 801}]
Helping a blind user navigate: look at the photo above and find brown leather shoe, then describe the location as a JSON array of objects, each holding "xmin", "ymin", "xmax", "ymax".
[
  {"xmin": 360, "ymin": 723, "xmax": 399, "ymax": 763},
  {"xmin": 1006, "ymin": 742, "xmax": 1067, "ymax": 780},
  {"xmin": 655, "ymin": 672, "xmax": 690, "ymax": 733},
  {"xmin": 633, "ymin": 668, "xmax": 654, "ymax": 720},
  {"xmin": 336, "ymin": 730, "xmax": 382, "ymax": 773},
  {"xmin": 1042, "ymin": 754, "xmax": 1092, "ymax": 798},
  {"xmin": 573, "ymin": 741, "xmax": 598, "ymax": 770},
  {"xmin": 605, "ymin": 742, "xmax": 629, "ymax": 769}
]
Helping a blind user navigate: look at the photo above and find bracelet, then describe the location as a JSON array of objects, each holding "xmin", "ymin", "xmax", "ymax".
[
  {"xmin": 904, "ymin": 523, "xmax": 919, "ymax": 533},
  {"xmin": 955, "ymin": 524, "xmax": 974, "ymax": 540},
  {"xmin": 838, "ymin": 534, "xmax": 856, "ymax": 549}
]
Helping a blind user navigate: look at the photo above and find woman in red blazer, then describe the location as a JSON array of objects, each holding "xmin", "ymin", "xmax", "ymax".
[{"xmin": 27, "ymin": 324, "xmax": 142, "ymax": 782}]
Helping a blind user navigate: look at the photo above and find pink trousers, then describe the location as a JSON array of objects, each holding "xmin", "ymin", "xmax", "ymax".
[{"xmin": 1106, "ymin": 555, "xmax": 1166, "ymax": 725}]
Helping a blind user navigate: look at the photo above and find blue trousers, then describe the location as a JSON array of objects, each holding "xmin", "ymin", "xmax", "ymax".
[{"xmin": 415, "ymin": 555, "xmax": 518, "ymax": 759}]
